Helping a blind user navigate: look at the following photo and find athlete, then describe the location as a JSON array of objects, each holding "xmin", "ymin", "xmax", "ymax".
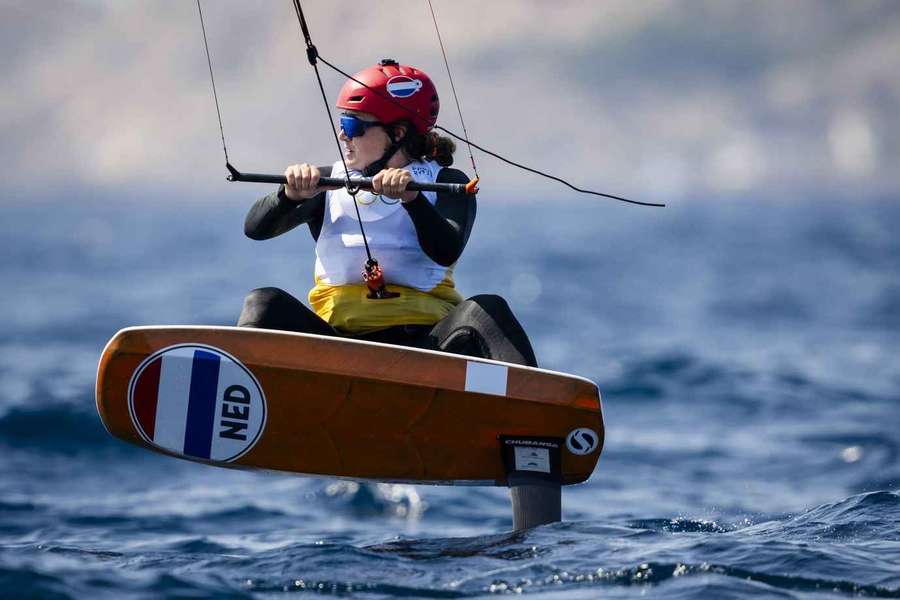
[
  {"xmin": 238, "ymin": 60, "xmax": 536, "ymax": 368},
  {"xmin": 238, "ymin": 60, "xmax": 557, "ymax": 529}
]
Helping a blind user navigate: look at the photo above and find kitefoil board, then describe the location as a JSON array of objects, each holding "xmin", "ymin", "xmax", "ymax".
[{"xmin": 96, "ymin": 326, "xmax": 603, "ymax": 485}]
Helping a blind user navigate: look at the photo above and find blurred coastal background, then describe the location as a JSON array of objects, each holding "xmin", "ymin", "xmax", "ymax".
[
  {"xmin": 3, "ymin": 0, "xmax": 900, "ymax": 203},
  {"xmin": 2, "ymin": 2, "xmax": 899, "ymax": 598}
]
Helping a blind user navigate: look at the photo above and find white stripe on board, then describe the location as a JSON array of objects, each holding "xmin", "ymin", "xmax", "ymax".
[
  {"xmin": 152, "ymin": 347, "xmax": 194, "ymax": 452},
  {"xmin": 465, "ymin": 361, "xmax": 508, "ymax": 396}
]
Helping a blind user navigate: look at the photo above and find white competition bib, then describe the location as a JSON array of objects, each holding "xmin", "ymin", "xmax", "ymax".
[{"xmin": 314, "ymin": 160, "xmax": 450, "ymax": 291}]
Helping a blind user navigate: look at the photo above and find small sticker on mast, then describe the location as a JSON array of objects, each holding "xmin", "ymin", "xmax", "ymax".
[
  {"xmin": 513, "ymin": 446, "xmax": 551, "ymax": 473},
  {"xmin": 499, "ymin": 436, "xmax": 562, "ymax": 486}
]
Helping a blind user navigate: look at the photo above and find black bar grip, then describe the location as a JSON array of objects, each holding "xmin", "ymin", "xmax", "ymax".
[{"xmin": 226, "ymin": 163, "xmax": 478, "ymax": 195}]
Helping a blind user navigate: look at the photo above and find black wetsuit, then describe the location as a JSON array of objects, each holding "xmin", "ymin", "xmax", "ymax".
[{"xmin": 238, "ymin": 165, "xmax": 537, "ymax": 367}]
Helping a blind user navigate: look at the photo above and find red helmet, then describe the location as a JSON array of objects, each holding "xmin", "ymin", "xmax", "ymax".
[{"xmin": 336, "ymin": 59, "xmax": 439, "ymax": 134}]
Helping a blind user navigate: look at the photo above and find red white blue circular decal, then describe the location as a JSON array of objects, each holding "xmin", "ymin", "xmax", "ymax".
[
  {"xmin": 128, "ymin": 344, "xmax": 266, "ymax": 462},
  {"xmin": 386, "ymin": 75, "xmax": 423, "ymax": 98}
]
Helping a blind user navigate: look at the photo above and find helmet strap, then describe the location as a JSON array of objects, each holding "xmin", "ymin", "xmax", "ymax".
[{"xmin": 362, "ymin": 124, "xmax": 408, "ymax": 177}]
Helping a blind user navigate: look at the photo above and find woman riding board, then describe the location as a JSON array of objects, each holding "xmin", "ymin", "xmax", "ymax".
[
  {"xmin": 239, "ymin": 60, "xmax": 556, "ymax": 528},
  {"xmin": 238, "ymin": 60, "xmax": 537, "ymax": 369}
]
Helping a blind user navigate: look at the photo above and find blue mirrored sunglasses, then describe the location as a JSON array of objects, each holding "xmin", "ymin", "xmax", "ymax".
[{"xmin": 340, "ymin": 115, "xmax": 385, "ymax": 139}]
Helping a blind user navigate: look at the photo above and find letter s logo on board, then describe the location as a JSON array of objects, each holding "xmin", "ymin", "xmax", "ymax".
[{"xmin": 566, "ymin": 428, "xmax": 599, "ymax": 455}]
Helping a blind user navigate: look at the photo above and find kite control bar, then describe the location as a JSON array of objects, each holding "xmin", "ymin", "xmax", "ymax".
[{"xmin": 226, "ymin": 163, "xmax": 479, "ymax": 195}]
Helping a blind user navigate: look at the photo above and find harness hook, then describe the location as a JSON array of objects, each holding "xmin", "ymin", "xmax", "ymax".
[{"xmin": 363, "ymin": 259, "xmax": 400, "ymax": 300}]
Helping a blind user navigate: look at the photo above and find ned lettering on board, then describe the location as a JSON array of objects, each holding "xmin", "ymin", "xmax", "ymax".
[{"xmin": 220, "ymin": 384, "xmax": 250, "ymax": 440}]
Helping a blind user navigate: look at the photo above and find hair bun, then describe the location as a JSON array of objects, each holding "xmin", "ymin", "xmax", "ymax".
[
  {"xmin": 430, "ymin": 133, "xmax": 456, "ymax": 167},
  {"xmin": 401, "ymin": 123, "xmax": 456, "ymax": 167}
]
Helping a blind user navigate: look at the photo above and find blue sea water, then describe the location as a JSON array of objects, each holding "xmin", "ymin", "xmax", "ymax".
[{"xmin": 1, "ymin": 194, "xmax": 899, "ymax": 598}]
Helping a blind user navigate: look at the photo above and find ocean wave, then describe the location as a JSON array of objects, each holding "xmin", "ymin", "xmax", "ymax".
[
  {"xmin": 473, "ymin": 562, "xmax": 900, "ymax": 597},
  {"xmin": 625, "ymin": 517, "xmax": 733, "ymax": 534},
  {"xmin": 601, "ymin": 352, "xmax": 729, "ymax": 402},
  {"xmin": 4, "ymin": 490, "xmax": 900, "ymax": 598},
  {"xmin": 773, "ymin": 490, "xmax": 900, "ymax": 542},
  {"xmin": 0, "ymin": 565, "xmax": 79, "ymax": 600},
  {"xmin": 0, "ymin": 403, "xmax": 125, "ymax": 454}
]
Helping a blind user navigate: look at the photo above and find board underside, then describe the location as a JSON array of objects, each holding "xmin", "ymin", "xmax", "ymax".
[{"xmin": 96, "ymin": 326, "xmax": 604, "ymax": 486}]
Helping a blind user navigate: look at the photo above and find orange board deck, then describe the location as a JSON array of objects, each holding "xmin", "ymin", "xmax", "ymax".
[{"xmin": 95, "ymin": 326, "xmax": 604, "ymax": 486}]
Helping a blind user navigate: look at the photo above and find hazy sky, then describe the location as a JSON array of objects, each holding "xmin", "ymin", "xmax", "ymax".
[{"xmin": 3, "ymin": 0, "xmax": 899, "ymax": 204}]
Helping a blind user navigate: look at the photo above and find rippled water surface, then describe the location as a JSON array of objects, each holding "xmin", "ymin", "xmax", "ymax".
[{"xmin": 1, "ymin": 196, "xmax": 899, "ymax": 598}]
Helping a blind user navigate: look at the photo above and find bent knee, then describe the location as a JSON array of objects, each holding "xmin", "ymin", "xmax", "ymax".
[
  {"xmin": 239, "ymin": 287, "xmax": 290, "ymax": 327},
  {"xmin": 466, "ymin": 294, "xmax": 513, "ymax": 318},
  {"xmin": 243, "ymin": 287, "xmax": 287, "ymax": 308}
]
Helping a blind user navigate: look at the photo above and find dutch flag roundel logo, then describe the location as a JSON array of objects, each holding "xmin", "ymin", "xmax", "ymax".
[
  {"xmin": 127, "ymin": 344, "xmax": 266, "ymax": 463},
  {"xmin": 386, "ymin": 75, "xmax": 423, "ymax": 98}
]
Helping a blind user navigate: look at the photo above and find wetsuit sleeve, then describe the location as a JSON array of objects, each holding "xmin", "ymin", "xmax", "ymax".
[
  {"xmin": 402, "ymin": 167, "xmax": 477, "ymax": 267},
  {"xmin": 243, "ymin": 166, "xmax": 331, "ymax": 241}
]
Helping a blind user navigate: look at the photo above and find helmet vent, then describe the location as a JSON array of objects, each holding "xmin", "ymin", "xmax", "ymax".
[{"xmin": 347, "ymin": 96, "xmax": 364, "ymax": 103}]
